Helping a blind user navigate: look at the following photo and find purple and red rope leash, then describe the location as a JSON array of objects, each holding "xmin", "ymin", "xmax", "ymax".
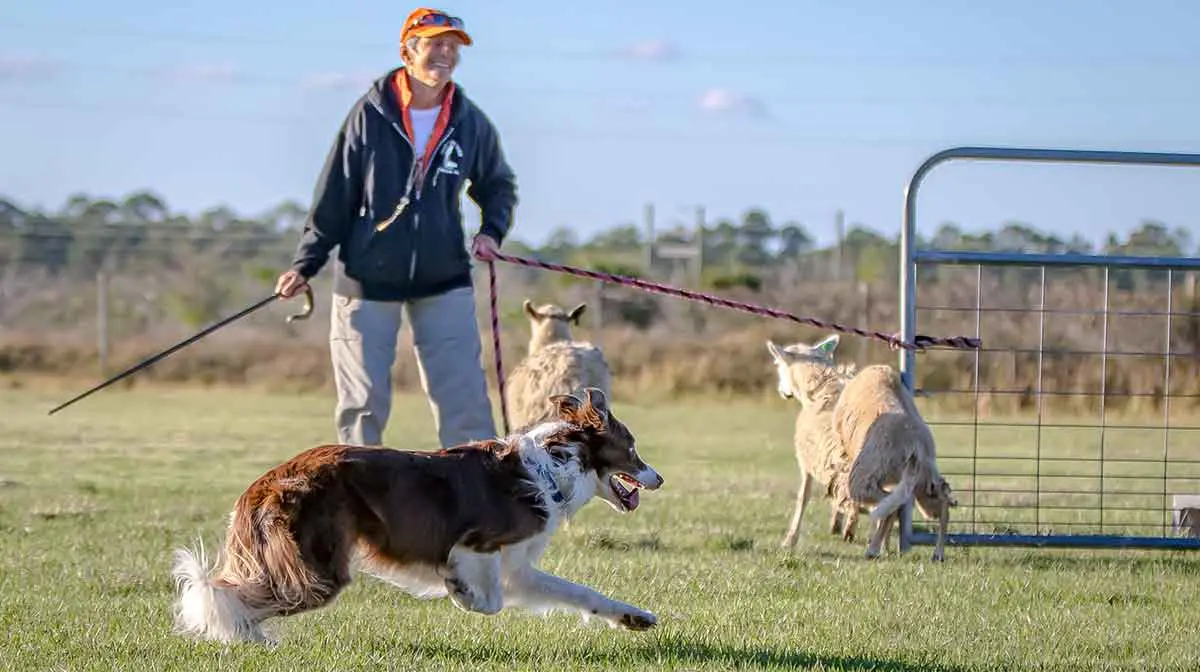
[
  {"xmin": 482, "ymin": 250, "xmax": 982, "ymax": 435},
  {"xmin": 486, "ymin": 255, "xmax": 512, "ymax": 435}
]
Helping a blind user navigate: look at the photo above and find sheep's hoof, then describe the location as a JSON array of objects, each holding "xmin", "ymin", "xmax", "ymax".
[
  {"xmin": 863, "ymin": 548, "xmax": 881, "ymax": 560},
  {"xmin": 931, "ymin": 551, "xmax": 945, "ymax": 563}
]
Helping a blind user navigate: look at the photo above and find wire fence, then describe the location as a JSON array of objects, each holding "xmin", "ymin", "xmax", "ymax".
[{"xmin": 909, "ymin": 260, "xmax": 1200, "ymax": 547}]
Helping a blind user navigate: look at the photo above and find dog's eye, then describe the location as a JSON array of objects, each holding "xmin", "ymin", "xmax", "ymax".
[{"xmin": 548, "ymin": 447, "xmax": 572, "ymax": 463}]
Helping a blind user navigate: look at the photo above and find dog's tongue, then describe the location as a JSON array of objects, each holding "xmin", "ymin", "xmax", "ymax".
[{"xmin": 621, "ymin": 486, "xmax": 640, "ymax": 511}]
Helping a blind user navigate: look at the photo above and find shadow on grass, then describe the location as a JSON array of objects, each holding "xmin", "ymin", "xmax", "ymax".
[
  {"xmin": 974, "ymin": 549, "xmax": 1200, "ymax": 574},
  {"xmin": 777, "ymin": 543, "xmax": 1200, "ymax": 575},
  {"xmin": 404, "ymin": 633, "xmax": 966, "ymax": 671}
]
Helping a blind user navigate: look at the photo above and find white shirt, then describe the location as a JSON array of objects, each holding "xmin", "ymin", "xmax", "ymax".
[{"xmin": 409, "ymin": 106, "xmax": 440, "ymax": 159}]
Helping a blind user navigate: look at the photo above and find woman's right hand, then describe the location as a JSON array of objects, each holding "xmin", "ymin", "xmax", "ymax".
[{"xmin": 274, "ymin": 269, "xmax": 310, "ymax": 299}]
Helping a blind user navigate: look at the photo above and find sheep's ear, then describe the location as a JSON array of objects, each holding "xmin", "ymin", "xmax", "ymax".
[
  {"xmin": 815, "ymin": 334, "xmax": 840, "ymax": 356},
  {"xmin": 766, "ymin": 340, "xmax": 785, "ymax": 361},
  {"xmin": 567, "ymin": 303, "xmax": 587, "ymax": 324},
  {"xmin": 523, "ymin": 299, "xmax": 539, "ymax": 320}
]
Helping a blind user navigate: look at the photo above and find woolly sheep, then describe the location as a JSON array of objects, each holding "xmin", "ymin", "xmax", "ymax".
[
  {"xmin": 827, "ymin": 363, "xmax": 958, "ymax": 562},
  {"xmin": 767, "ymin": 334, "xmax": 865, "ymax": 549},
  {"xmin": 523, "ymin": 299, "xmax": 586, "ymax": 354},
  {"xmin": 505, "ymin": 299, "xmax": 613, "ymax": 431}
]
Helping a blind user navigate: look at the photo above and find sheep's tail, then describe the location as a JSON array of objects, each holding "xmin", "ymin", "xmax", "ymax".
[
  {"xmin": 171, "ymin": 539, "xmax": 270, "ymax": 644},
  {"xmin": 867, "ymin": 453, "xmax": 921, "ymax": 523}
]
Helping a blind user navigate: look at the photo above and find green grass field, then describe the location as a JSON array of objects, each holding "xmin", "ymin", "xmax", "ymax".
[{"xmin": 2, "ymin": 384, "xmax": 1198, "ymax": 671}]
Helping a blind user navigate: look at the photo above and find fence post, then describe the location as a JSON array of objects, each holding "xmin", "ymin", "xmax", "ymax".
[
  {"xmin": 593, "ymin": 279, "xmax": 604, "ymax": 350},
  {"xmin": 835, "ymin": 209, "xmax": 845, "ymax": 282},
  {"xmin": 858, "ymin": 280, "xmax": 871, "ymax": 361},
  {"xmin": 643, "ymin": 202, "xmax": 655, "ymax": 273},
  {"xmin": 97, "ymin": 269, "xmax": 109, "ymax": 377}
]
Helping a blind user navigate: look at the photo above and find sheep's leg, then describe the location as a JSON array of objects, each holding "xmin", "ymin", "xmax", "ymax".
[
  {"xmin": 857, "ymin": 504, "xmax": 902, "ymax": 556},
  {"xmin": 931, "ymin": 497, "xmax": 950, "ymax": 563},
  {"xmin": 878, "ymin": 510, "xmax": 897, "ymax": 554},
  {"xmin": 864, "ymin": 475, "xmax": 916, "ymax": 560},
  {"xmin": 852, "ymin": 495, "xmax": 884, "ymax": 558},
  {"xmin": 829, "ymin": 471, "xmax": 853, "ymax": 540},
  {"xmin": 842, "ymin": 506, "xmax": 859, "ymax": 543},
  {"xmin": 898, "ymin": 499, "xmax": 914, "ymax": 554},
  {"xmin": 864, "ymin": 513, "xmax": 888, "ymax": 560},
  {"xmin": 781, "ymin": 469, "xmax": 812, "ymax": 550}
]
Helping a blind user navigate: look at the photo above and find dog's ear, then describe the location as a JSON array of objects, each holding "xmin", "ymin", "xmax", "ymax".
[
  {"xmin": 523, "ymin": 299, "xmax": 539, "ymax": 320},
  {"xmin": 548, "ymin": 393, "xmax": 583, "ymax": 419},
  {"xmin": 581, "ymin": 387, "xmax": 609, "ymax": 420},
  {"xmin": 567, "ymin": 303, "xmax": 587, "ymax": 325}
]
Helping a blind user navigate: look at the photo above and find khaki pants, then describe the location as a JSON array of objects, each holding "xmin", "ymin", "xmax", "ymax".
[{"xmin": 329, "ymin": 286, "xmax": 497, "ymax": 448}]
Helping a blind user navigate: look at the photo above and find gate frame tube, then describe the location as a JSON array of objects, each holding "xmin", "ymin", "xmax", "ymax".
[{"xmin": 898, "ymin": 146, "xmax": 1200, "ymax": 552}]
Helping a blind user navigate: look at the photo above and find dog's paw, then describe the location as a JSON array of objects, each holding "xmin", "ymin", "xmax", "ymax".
[
  {"xmin": 445, "ymin": 579, "xmax": 472, "ymax": 611},
  {"xmin": 617, "ymin": 609, "xmax": 657, "ymax": 631},
  {"xmin": 445, "ymin": 578, "xmax": 489, "ymax": 613},
  {"xmin": 447, "ymin": 578, "xmax": 503, "ymax": 615}
]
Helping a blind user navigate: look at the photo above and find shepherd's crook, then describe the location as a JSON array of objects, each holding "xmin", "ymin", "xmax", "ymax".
[{"xmin": 47, "ymin": 286, "xmax": 315, "ymax": 416}]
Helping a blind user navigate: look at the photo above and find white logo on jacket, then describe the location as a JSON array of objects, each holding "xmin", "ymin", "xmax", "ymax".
[{"xmin": 432, "ymin": 139, "xmax": 463, "ymax": 188}]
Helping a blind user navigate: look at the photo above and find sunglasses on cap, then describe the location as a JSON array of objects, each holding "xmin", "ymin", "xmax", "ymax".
[{"xmin": 410, "ymin": 12, "xmax": 465, "ymax": 31}]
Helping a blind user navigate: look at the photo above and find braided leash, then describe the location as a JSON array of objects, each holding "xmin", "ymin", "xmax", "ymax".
[
  {"xmin": 486, "ymin": 260, "xmax": 511, "ymax": 436},
  {"xmin": 482, "ymin": 250, "xmax": 982, "ymax": 434},
  {"xmin": 486, "ymin": 250, "xmax": 981, "ymax": 350}
]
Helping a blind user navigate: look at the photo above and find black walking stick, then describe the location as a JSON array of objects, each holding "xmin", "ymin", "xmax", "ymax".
[{"xmin": 47, "ymin": 286, "xmax": 315, "ymax": 416}]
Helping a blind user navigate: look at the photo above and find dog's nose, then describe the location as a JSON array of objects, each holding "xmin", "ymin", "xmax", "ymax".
[{"xmin": 642, "ymin": 467, "xmax": 664, "ymax": 490}]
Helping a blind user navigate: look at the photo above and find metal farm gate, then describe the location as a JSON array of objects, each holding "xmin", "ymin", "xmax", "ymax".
[{"xmin": 897, "ymin": 146, "xmax": 1200, "ymax": 552}]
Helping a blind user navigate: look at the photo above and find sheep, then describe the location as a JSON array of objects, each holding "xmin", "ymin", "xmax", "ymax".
[
  {"xmin": 767, "ymin": 334, "xmax": 865, "ymax": 550},
  {"xmin": 826, "ymin": 363, "xmax": 958, "ymax": 562},
  {"xmin": 504, "ymin": 299, "xmax": 613, "ymax": 431},
  {"xmin": 523, "ymin": 299, "xmax": 587, "ymax": 354}
]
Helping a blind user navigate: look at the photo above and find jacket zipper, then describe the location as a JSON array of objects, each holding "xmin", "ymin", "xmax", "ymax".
[
  {"xmin": 408, "ymin": 213, "xmax": 420, "ymax": 281},
  {"xmin": 416, "ymin": 126, "xmax": 455, "ymax": 199},
  {"xmin": 374, "ymin": 98, "xmax": 458, "ymax": 284},
  {"xmin": 372, "ymin": 120, "xmax": 417, "ymax": 233},
  {"xmin": 409, "ymin": 126, "xmax": 455, "ymax": 281},
  {"xmin": 379, "ymin": 119, "xmax": 423, "ymax": 282}
]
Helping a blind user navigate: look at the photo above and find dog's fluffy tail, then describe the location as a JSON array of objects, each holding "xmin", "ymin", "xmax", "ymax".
[
  {"xmin": 172, "ymin": 483, "xmax": 338, "ymax": 644},
  {"xmin": 171, "ymin": 540, "xmax": 269, "ymax": 644}
]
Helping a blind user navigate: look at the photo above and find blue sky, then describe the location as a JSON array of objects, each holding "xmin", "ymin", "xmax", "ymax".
[{"xmin": 3, "ymin": 1, "xmax": 1200, "ymax": 249}]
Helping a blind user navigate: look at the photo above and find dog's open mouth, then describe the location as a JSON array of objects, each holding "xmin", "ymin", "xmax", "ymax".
[{"xmin": 610, "ymin": 473, "xmax": 645, "ymax": 511}]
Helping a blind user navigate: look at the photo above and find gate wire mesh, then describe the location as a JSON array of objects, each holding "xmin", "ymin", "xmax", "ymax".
[{"xmin": 908, "ymin": 256, "xmax": 1200, "ymax": 549}]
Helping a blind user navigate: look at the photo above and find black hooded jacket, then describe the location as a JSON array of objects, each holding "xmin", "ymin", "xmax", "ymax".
[{"xmin": 289, "ymin": 67, "xmax": 518, "ymax": 301}]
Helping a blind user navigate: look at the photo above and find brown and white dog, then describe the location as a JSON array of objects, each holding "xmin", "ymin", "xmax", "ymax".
[{"xmin": 170, "ymin": 387, "xmax": 664, "ymax": 644}]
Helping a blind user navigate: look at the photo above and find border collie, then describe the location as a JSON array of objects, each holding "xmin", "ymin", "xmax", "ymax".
[{"xmin": 170, "ymin": 387, "xmax": 664, "ymax": 644}]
